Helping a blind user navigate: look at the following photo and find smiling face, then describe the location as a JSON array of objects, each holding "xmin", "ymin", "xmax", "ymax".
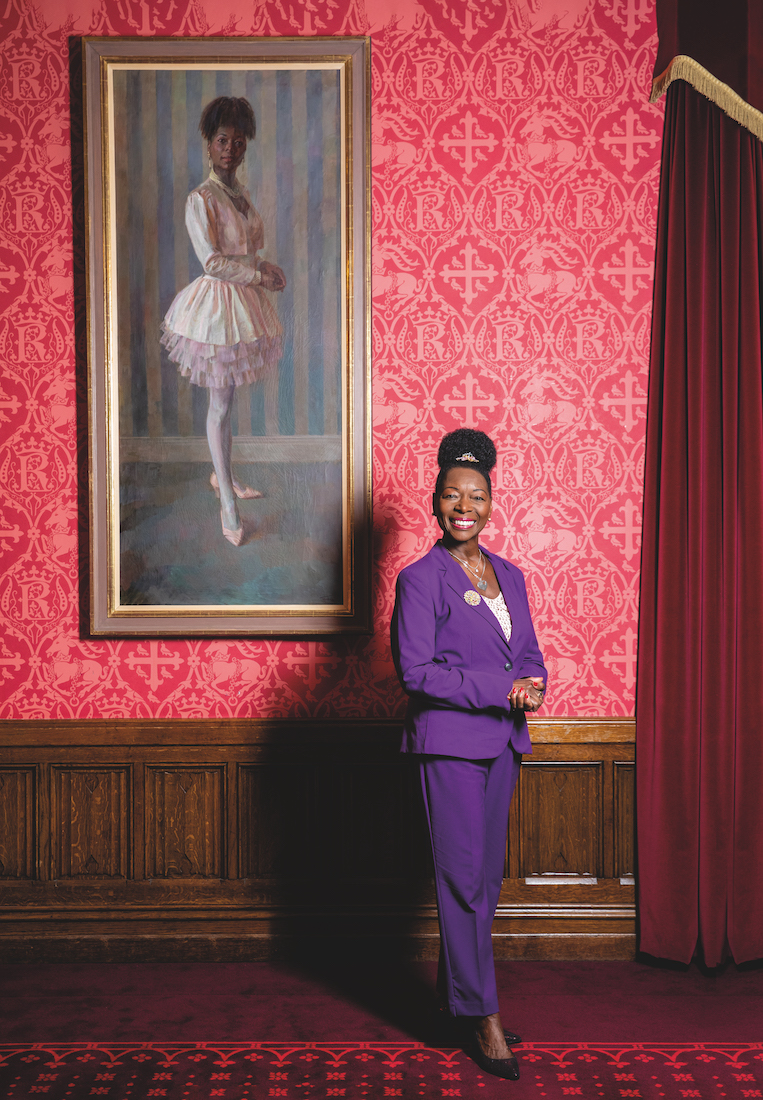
[
  {"xmin": 207, "ymin": 125, "xmax": 247, "ymax": 177},
  {"xmin": 434, "ymin": 466, "xmax": 492, "ymax": 549}
]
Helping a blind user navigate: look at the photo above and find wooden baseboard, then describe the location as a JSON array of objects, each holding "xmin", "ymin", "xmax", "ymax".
[{"xmin": 0, "ymin": 932, "xmax": 636, "ymax": 963}]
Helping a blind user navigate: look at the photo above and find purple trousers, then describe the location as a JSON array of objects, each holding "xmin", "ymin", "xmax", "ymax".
[{"xmin": 420, "ymin": 743, "xmax": 521, "ymax": 1017}]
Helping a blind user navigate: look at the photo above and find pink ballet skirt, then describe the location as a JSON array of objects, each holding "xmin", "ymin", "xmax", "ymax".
[
  {"xmin": 161, "ymin": 175, "xmax": 284, "ymax": 389},
  {"xmin": 161, "ymin": 327, "xmax": 282, "ymax": 389}
]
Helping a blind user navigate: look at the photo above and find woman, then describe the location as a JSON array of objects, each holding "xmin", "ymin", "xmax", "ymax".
[
  {"xmin": 391, "ymin": 428, "xmax": 546, "ymax": 1081},
  {"xmin": 161, "ymin": 96, "xmax": 286, "ymax": 546}
]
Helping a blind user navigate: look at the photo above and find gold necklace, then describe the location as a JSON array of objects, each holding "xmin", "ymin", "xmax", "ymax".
[{"xmin": 446, "ymin": 546, "xmax": 488, "ymax": 592}]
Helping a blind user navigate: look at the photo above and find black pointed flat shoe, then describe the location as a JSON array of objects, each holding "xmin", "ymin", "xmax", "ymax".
[
  {"xmin": 468, "ymin": 1033, "xmax": 520, "ymax": 1080},
  {"xmin": 441, "ymin": 1013, "xmax": 521, "ymax": 1049},
  {"xmin": 446, "ymin": 1016, "xmax": 523, "ymax": 1042}
]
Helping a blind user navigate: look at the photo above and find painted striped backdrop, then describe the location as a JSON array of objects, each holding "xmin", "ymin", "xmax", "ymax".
[{"xmin": 112, "ymin": 66, "xmax": 342, "ymax": 443}]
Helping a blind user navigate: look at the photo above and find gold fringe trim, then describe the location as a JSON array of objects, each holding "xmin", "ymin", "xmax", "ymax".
[{"xmin": 651, "ymin": 54, "xmax": 763, "ymax": 143}]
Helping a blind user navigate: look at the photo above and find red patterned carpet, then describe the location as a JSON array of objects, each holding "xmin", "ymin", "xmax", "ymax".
[
  {"xmin": 2, "ymin": 1041, "xmax": 763, "ymax": 1098},
  {"xmin": 1, "ymin": 962, "xmax": 762, "ymax": 1097}
]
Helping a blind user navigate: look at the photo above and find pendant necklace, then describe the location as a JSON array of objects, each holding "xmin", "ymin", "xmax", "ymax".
[{"xmin": 446, "ymin": 546, "xmax": 488, "ymax": 592}]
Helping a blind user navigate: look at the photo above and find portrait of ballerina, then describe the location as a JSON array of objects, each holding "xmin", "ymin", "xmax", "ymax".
[
  {"xmin": 103, "ymin": 60, "xmax": 353, "ymax": 619},
  {"xmin": 161, "ymin": 95, "xmax": 286, "ymax": 548}
]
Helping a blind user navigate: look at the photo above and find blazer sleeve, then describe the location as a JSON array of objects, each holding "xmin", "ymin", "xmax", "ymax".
[
  {"xmin": 185, "ymin": 191, "xmax": 261, "ymax": 286},
  {"xmin": 391, "ymin": 568, "xmax": 515, "ymax": 713}
]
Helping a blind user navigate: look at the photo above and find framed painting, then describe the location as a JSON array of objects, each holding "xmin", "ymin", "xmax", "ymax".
[{"xmin": 83, "ymin": 36, "xmax": 371, "ymax": 635}]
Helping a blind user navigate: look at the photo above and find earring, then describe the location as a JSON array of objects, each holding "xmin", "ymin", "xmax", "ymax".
[{"xmin": 208, "ymin": 155, "xmax": 212, "ymax": 170}]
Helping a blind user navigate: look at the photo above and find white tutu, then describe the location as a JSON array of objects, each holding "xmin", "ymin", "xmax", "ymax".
[
  {"xmin": 161, "ymin": 327, "xmax": 282, "ymax": 389},
  {"xmin": 161, "ymin": 175, "xmax": 283, "ymax": 390}
]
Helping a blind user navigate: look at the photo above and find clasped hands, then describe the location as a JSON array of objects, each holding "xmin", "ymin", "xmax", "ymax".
[
  {"xmin": 508, "ymin": 676, "xmax": 545, "ymax": 712},
  {"xmin": 259, "ymin": 261, "xmax": 286, "ymax": 292}
]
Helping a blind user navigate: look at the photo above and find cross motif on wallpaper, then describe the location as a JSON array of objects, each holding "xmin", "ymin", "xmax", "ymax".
[{"xmin": 0, "ymin": 0, "xmax": 662, "ymax": 717}]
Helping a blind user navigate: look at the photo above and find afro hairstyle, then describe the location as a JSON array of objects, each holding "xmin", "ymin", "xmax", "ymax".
[
  {"xmin": 200, "ymin": 96, "xmax": 256, "ymax": 142},
  {"xmin": 434, "ymin": 428, "xmax": 497, "ymax": 497}
]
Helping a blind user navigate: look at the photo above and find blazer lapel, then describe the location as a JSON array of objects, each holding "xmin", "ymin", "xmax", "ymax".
[
  {"xmin": 436, "ymin": 543, "xmax": 510, "ymax": 646},
  {"xmin": 483, "ymin": 548, "xmax": 523, "ymax": 659}
]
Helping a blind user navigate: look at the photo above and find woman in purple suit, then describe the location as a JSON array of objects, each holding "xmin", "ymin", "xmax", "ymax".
[{"xmin": 391, "ymin": 428, "xmax": 546, "ymax": 1081}]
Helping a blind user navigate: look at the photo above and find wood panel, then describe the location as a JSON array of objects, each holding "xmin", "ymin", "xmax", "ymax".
[
  {"xmin": 239, "ymin": 763, "xmax": 314, "ymax": 879},
  {"xmin": 517, "ymin": 762, "xmax": 603, "ymax": 878},
  {"xmin": 145, "ymin": 767, "xmax": 225, "ymax": 878},
  {"xmin": 0, "ymin": 767, "xmax": 35, "ymax": 879},
  {"xmin": 51, "ymin": 767, "xmax": 129, "ymax": 879},
  {"xmin": 0, "ymin": 719, "xmax": 635, "ymax": 959},
  {"xmin": 614, "ymin": 762, "xmax": 635, "ymax": 878},
  {"xmin": 331, "ymin": 761, "xmax": 431, "ymax": 880}
]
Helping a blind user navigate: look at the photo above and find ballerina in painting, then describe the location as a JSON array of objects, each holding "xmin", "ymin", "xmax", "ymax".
[{"xmin": 161, "ymin": 95, "xmax": 286, "ymax": 546}]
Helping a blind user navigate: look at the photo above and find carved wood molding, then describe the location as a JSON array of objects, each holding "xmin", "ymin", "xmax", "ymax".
[
  {"xmin": 0, "ymin": 716, "xmax": 635, "ymax": 748},
  {"xmin": 527, "ymin": 717, "xmax": 635, "ymax": 743}
]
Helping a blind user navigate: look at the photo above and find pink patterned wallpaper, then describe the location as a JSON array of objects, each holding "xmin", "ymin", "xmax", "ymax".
[{"xmin": 0, "ymin": 0, "xmax": 661, "ymax": 719}]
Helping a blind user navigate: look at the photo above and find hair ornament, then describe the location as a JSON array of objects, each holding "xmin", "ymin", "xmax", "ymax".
[{"xmin": 436, "ymin": 430, "xmax": 497, "ymax": 496}]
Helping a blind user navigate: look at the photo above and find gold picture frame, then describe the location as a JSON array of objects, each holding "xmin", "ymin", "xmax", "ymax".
[{"xmin": 83, "ymin": 36, "xmax": 371, "ymax": 635}]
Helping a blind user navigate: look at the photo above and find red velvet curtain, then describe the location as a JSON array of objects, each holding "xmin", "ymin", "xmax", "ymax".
[{"xmin": 637, "ymin": 80, "xmax": 763, "ymax": 967}]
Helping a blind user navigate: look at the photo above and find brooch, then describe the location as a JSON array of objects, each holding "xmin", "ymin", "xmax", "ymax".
[{"xmin": 464, "ymin": 589, "xmax": 481, "ymax": 606}]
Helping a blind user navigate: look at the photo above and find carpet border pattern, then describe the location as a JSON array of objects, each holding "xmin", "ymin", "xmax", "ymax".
[{"xmin": 2, "ymin": 1041, "xmax": 763, "ymax": 1097}]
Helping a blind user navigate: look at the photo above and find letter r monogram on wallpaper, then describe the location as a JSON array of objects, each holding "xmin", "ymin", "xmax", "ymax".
[{"xmin": 0, "ymin": 0, "xmax": 661, "ymax": 718}]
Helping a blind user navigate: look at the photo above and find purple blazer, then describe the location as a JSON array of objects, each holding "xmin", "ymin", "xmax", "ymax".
[{"xmin": 391, "ymin": 541, "xmax": 547, "ymax": 759}]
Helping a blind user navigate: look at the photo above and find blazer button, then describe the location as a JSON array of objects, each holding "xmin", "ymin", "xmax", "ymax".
[{"xmin": 504, "ymin": 661, "xmax": 512, "ymax": 672}]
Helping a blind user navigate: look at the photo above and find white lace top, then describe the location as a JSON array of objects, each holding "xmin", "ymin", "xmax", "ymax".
[{"xmin": 482, "ymin": 590, "xmax": 513, "ymax": 643}]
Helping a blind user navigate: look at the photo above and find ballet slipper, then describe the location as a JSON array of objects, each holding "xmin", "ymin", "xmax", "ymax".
[
  {"xmin": 232, "ymin": 479, "xmax": 263, "ymax": 500},
  {"xmin": 221, "ymin": 512, "xmax": 245, "ymax": 547},
  {"xmin": 210, "ymin": 471, "xmax": 263, "ymax": 500}
]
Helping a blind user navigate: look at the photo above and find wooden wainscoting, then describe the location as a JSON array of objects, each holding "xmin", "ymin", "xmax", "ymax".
[{"xmin": 0, "ymin": 718, "xmax": 634, "ymax": 961}]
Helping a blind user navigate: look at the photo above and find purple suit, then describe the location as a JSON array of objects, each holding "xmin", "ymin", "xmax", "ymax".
[
  {"xmin": 392, "ymin": 541, "xmax": 546, "ymax": 759},
  {"xmin": 391, "ymin": 540, "xmax": 547, "ymax": 1017}
]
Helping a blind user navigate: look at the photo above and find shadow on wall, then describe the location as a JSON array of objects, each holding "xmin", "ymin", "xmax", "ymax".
[{"xmin": 244, "ymin": 742, "xmax": 444, "ymax": 1043}]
